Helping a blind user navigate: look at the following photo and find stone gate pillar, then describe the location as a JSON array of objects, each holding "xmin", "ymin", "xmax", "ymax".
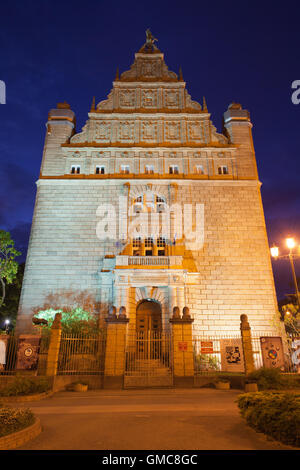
[
  {"xmin": 104, "ymin": 306, "xmax": 129, "ymax": 389},
  {"xmin": 240, "ymin": 314, "xmax": 255, "ymax": 375},
  {"xmin": 170, "ymin": 306, "xmax": 194, "ymax": 387},
  {"xmin": 46, "ymin": 313, "xmax": 62, "ymax": 378}
]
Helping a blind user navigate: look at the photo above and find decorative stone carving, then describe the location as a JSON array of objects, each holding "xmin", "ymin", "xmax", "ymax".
[
  {"xmin": 165, "ymin": 121, "xmax": 181, "ymax": 141},
  {"xmin": 187, "ymin": 121, "xmax": 203, "ymax": 141},
  {"xmin": 164, "ymin": 89, "xmax": 179, "ymax": 108},
  {"xmin": 119, "ymin": 89, "xmax": 136, "ymax": 107},
  {"xmin": 95, "ymin": 121, "xmax": 111, "ymax": 141},
  {"xmin": 117, "ymin": 121, "xmax": 135, "ymax": 141},
  {"xmin": 141, "ymin": 89, "xmax": 158, "ymax": 108},
  {"xmin": 141, "ymin": 121, "xmax": 158, "ymax": 141}
]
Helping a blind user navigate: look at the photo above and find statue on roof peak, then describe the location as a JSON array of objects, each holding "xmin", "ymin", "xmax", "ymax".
[{"xmin": 145, "ymin": 29, "xmax": 158, "ymax": 46}]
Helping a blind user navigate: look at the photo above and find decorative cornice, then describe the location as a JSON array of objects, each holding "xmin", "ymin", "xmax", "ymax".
[{"xmin": 61, "ymin": 141, "xmax": 233, "ymax": 148}]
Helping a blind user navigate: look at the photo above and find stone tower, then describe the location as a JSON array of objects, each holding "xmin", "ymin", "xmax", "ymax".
[{"xmin": 17, "ymin": 32, "xmax": 280, "ymax": 337}]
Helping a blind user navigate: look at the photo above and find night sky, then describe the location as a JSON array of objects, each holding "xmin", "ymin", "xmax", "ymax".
[{"xmin": 0, "ymin": 0, "xmax": 299, "ymax": 301}]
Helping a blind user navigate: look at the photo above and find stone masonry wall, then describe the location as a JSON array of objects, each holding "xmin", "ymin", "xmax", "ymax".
[{"xmin": 17, "ymin": 178, "xmax": 279, "ymax": 336}]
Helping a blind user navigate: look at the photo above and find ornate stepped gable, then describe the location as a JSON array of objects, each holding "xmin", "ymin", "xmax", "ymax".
[{"xmin": 70, "ymin": 33, "xmax": 228, "ymax": 147}]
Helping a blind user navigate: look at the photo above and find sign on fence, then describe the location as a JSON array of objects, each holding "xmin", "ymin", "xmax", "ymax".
[
  {"xmin": 16, "ymin": 335, "xmax": 41, "ymax": 370},
  {"xmin": 200, "ymin": 341, "xmax": 214, "ymax": 354},
  {"xmin": 178, "ymin": 341, "xmax": 188, "ymax": 352},
  {"xmin": 260, "ymin": 337, "xmax": 284, "ymax": 370},
  {"xmin": 220, "ymin": 339, "xmax": 244, "ymax": 372}
]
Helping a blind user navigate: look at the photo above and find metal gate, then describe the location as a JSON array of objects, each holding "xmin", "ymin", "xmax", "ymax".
[{"xmin": 124, "ymin": 330, "xmax": 173, "ymax": 388}]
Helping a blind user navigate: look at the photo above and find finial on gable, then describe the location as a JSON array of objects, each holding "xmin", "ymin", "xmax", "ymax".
[
  {"xmin": 90, "ymin": 96, "xmax": 96, "ymax": 112},
  {"xmin": 115, "ymin": 67, "xmax": 120, "ymax": 81},
  {"xmin": 203, "ymin": 96, "xmax": 208, "ymax": 112},
  {"xmin": 179, "ymin": 66, "xmax": 183, "ymax": 81}
]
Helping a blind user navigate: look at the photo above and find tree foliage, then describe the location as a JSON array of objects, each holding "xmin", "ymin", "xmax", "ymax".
[{"xmin": 0, "ymin": 230, "xmax": 21, "ymax": 310}]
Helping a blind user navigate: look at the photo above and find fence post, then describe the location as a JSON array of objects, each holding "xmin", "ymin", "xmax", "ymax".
[
  {"xmin": 104, "ymin": 307, "xmax": 129, "ymax": 389},
  {"xmin": 46, "ymin": 313, "xmax": 62, "ymax": 378},
  {"xmin": 170, "ymin": 306, "xmax": 194, "ymax": 387},
  {"xmin": 240, "ymin": 314, "xmax": 255, "ymax": 375}
]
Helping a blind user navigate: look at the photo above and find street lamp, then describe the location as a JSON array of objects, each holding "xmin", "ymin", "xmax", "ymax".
[
  {"xmin": 4, "ymin": 319, "xmax": 10, "ymax": 334},
  {"xmin": 270, "ymin": 236, "xmax": 300, "ymax": 309}
]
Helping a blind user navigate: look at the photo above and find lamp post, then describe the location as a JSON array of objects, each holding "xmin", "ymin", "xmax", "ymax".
[
  {"xmin": 4, "ymin": 319, "xmax": 10, "ymax": 334},
  {"xmin": 270, "ymin": 236, "xmax": 300, "ymax": 309}
]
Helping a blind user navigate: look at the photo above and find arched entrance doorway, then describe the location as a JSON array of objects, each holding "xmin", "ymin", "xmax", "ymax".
[{"xmin": 136, "ymin": 299, "xmax": 162, "ymax": 333}]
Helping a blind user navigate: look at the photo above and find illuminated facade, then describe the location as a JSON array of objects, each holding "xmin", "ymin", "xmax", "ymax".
[{"xmin": 17, "ymin": 34, "xmax": 280, "ymax": 337}]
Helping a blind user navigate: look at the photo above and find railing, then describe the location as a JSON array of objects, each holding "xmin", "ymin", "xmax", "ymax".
[
  {"xmin": 193, "ymin": 334, "xmax": 244, "ymax": 375},
  {"xmin": 0, "ymin": 333, "xmax": 18, "ymax": 376},
  {"xmin": 116, "ymin": 255, "xmax": 182, "ymax": 267},
  {"xmin": 251, "ymin": 332, "xmax": 299, "ymax": 373},
  {"xmin": 57, "ymin": 331, "xmax": 106, "ymax": 375}
]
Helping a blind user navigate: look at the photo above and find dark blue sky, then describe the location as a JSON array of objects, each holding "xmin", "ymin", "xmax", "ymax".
[{"xmin": 0, "ymin": 0, "xmax": 299, "ymax": 300}]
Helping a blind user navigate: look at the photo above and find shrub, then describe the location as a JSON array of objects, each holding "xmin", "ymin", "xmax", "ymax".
[
  {"xmin": 247, "ymin": 367, "xmax": 284, "ymax": 390},
  {"xmin": 0, "ymin": 376, "xmax": 51, "ymax": 397},
  {"xmin": 0, "ymin": 407, "xmax": 35, "ymax": 437},
  {"xmin": 237, "ymin": 391, "xmax": 300, "ymax": 447},
  {"xmin": 247, "ymin": 367, "xmax": 300, "ymax": 390}
]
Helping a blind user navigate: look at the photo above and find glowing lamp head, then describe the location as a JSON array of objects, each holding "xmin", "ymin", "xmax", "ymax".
[
  {"xmin": 270, "ymin": 245, "xmax": 279, "ymax": 258},
  {"xmin": 4, "ymin": 319, "xmax": 10, "ymax": 325},
  {"xmin": 286, "ymin": 237, "xmax": 296, "ymax": 250}
]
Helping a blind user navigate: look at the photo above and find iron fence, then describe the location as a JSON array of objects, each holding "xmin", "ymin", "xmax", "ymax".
[
  {"xmin": 251, "ymin": 332, "xmax": 300, "ymax": 373},
  {"xmin": 193, "ymin": 334, "xmax": 243, "ymax": 375},
  {"xmin": 123, "ymin": 330, "xmax": 173, "ymax": 388},
  {"xmin": 0, "ymin": 333, "xmax": 18, "ymax": 375},
  {"xmin": 57, "ymin": 331, "xmax": 106, "ymax": 375}
]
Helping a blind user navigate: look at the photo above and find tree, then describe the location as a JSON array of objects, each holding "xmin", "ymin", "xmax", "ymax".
[
  {"xmin": 0, "ymin": 230, "xmax": 21, "ymax": 311},
  {"xmin": 0, "ymin": 262, "xmax": 24, "ymax": 326},
  {"xmin": 281, "ymin": 303, "xmax": 300, "ymax": 336}
]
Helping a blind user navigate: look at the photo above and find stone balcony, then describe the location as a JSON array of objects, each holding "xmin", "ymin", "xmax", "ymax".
[{"xmin": 115, "ymin": 255, "xmax": 183, "ymax": 268}]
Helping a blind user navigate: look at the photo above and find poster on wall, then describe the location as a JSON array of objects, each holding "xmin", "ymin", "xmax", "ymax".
[
  {"xmin": 16, "ymin": 335, "xmax": 41, "ymax": 371},
  {"xmin": 220, "ymin": 339, "xmax": 245, "ymax": 372},
  {"xmin": 260, "ymin": 337, "xmax": 285, "ymax": 370},
  {"xmin": 0, "ymin": 335, "xmax": 9, "ymax": 371},
  {"xmin": 291, "ymin": 337, "xmax": 300, "ymax": 372}
]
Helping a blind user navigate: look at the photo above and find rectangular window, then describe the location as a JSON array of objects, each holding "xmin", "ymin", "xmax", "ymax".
[
  {"xmin": 71, "ymin": 165, "xmax": 81, "ymax": 174},
  {"xmin": 145, "ymin": 165, "xmax": 154, "ymax": 174},
  {"xmin": 169, "ymin": 165, "xmax": 179, "ymax": 174},
  {"xmin": 145, "ymin": 237, "xmax": 153, "ymax": 248},
  {"xmin": 218, "ymin": 165, "xmax": 228, "ymax": 175},
  {"xmin": 96, "ymin": 166, "xmax": 105, "ymax": 174},
  {"xmin": 121, "ymin": 165, "xmax": 130, "ymax": 174},
  {"xmin": 133, "ymin": 238, "xmax": 141, "ymax": 256},
  {"xmin": 195, "ymin": 165, "xmax": 204, "ymax": 174}
]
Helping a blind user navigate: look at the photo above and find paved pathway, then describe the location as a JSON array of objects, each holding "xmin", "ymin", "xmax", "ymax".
[{"xmin": 15, "ymin": 388, "xmax": 296, "ymax": 450}]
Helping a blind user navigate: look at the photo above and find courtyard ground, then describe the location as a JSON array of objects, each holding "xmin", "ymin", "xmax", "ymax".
[{"xmin": 14, "ymin": 388, "xmax": 297, "ymax": 450}]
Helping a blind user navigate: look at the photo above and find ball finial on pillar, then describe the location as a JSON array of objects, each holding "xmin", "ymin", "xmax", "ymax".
[
  {"xmin": 182, "ymin": 306, "xmax": 191, "ymax": 320},
  {"xmin": 119, "ymin": 306, "xmax": 127, "ymax": 318},
  {"xmin": 172, "ymin": 306, "xmax": 180, "ymax": 319},
  {"xmin": 108, "ymin": 306, "xmax": 117, "ymax": 319}
]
